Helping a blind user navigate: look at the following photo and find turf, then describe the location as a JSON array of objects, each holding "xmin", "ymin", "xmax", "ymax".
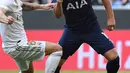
[{"xmin": 0, "ymin": 70, "xmax": 129, "ymax": 73}]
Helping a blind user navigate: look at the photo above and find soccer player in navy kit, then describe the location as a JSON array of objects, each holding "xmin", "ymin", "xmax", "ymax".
[{"xmin": 53, "ymin": 0, "xmax": 120, "ymax": 73}]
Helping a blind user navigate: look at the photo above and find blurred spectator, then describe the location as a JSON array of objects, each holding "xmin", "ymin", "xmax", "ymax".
[
  {"xmin": 92, "ymin": 0, "xmax": 104, "ymax": 5},
  {"xmin": 23, "ymin": 0, "xmax": 129, "ymax": 6},
  {"xmin": 23, "ymin": 0, "xmax": 52, "ymax": 4},
  {"xmin": 122, "ymin": 0, "xmax": 130, "ymax": 5},
  {"xmin": 51, "ymin": 0, "xmax": 56, "ymax": 3},
  {"xmin": 112, "ymin": 0, "xmax": 122, "ymax": 6},
  {"xmin": 112, "ymin": 0, "xmax": 130, "ymax": 6},
  {"xmin": 92, "ymin": 0, "xmax": 101, "ymax": 5},
  {"xmin": 92, "ymin": 0, "xmax": 130, "ymax": 6}
]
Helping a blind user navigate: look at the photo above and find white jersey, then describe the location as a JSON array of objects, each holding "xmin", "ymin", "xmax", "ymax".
[
  {"xmin": 0, "ymin": 0, "xmax": 48, "ymax": 71},
  {"xmin": 0, "ymin": 0, "xmax": 27, "ymax": 51}
]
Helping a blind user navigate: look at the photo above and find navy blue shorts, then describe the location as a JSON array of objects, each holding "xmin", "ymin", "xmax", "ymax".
[{"xmin": 59, "ymin": 24, "xmax": 114, "ymax": 59}]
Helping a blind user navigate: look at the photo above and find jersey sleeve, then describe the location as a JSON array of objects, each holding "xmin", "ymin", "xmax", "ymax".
[{"xmin": 0, "ymin": 0, "xmax": 10, "ymax": 11}]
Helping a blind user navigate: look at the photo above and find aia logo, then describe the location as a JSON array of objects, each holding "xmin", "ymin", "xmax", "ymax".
[{"xmin": 66, "ymin": 0, "xmax": 88, "ymax": 10}]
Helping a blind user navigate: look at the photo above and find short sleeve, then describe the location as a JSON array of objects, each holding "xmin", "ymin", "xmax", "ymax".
[
  {"xmin": 20, "ymin": 0, "xmax": 23, "ymax": 6},
  {"xmin": 0, "ymin": 0, "xmax": 11, "ymax": 11}
]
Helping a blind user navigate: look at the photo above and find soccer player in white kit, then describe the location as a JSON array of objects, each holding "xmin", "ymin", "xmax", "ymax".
[{"xmin": 0, "ymin": 0, "xmax": 62, "ymax": 73}]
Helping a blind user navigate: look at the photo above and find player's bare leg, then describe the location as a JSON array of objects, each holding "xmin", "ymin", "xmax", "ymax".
[
  {"xmin": 20, "ymin": 42, "xmax": 62, "ymax": 73},
  {"xmin": 54, "ymin": 48, "xmax": 120, "ymax": 73},
  {"xmin": 103, "ymin": 48, "xmax": 118, "ymax": 60},
  {"xmin": 45, "ymin": 42, "xmax": 62, "ymax": 55},
  {"xmin": 103, "ymin": 48, "xmax": 120, "ymax": 73},
  {"xmin": 45, "ymin": 42, "xmax": 62, "ymax": 73}
]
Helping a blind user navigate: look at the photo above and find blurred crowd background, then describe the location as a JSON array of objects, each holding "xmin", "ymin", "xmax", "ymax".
[
  {"xmin": 92, "ymin": 0, "xmax": 130, "ymax": 6},
  {"xmin": 23, "ymin": 0, "xmax": 130, "ymax": 7}
]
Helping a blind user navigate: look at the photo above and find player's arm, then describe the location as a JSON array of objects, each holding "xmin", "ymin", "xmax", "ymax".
[
  {"xmin": 53, "ymin": 0, "xmax": 63, "ymax": 18},
  {"xmin": 22, "ymin": 2, "xmax": 54, "ymax": 11},
  {"xmin": 102, "ymin": 0, "xmax": 116, "ymax": 31},
  {"xmin": 0, "ymin": 8, "xmax": 13, "ymax": 24}
]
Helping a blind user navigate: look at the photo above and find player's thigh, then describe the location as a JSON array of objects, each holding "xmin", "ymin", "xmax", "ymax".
[
  {"xmin": 8, "ymin": 41, "xmax": 46, "ymax": 61},
  {"xmin": 45, "ymin": 41, "xmax": 62, "ymax": 55},
  {"xmin": 84, "ymin": 30, "xmax": 118, "ymax": 60},
  {"xmin": 103, "ymin": 48, "xmax": 118, "ymax": 61},
  {"xmin": 59, "ymin": 28, "xmax": 83, "ymax": 58}
]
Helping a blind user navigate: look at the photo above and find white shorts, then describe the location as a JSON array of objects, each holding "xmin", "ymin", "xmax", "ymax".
[{"xmin": 5, "ymin": 40, "xmax": 46, "ymax": 71}]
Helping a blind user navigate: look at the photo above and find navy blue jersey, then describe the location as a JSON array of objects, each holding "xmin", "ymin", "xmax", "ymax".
[{"xmin": 62, "ymin": 0, "xmax": 98, "ymax": 32}]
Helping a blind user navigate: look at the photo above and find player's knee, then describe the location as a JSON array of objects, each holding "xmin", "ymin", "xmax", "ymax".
[
  {"xmin": 51, "ymin": 50, "xmax": 63, "ymax": 56},
  {"xmin": 106, "ymin": 56, "xmax": 120, "ymax": 73},
  {"xmin": 103, "ymin": 48, "xmax": 119, "ymax": 61},
  {"xmin": 108, "ymin": 56, "xmax": 120, "ymax": 65},
  {"xmin": 50, "ymin": 44, "xmax": 62, "ymax": 55},
  {"xmin": 49, "ymin": 43, "xmax": 62, "ymax": 52},
  {"xmin": 54, "ymin": 44, "xmax": 62, "ymax": 51},
  {"xmin": 45, "ymin": 42, "xmax": 63, "ymax": 55},
  {"xmin": 51, "ymin": 44, "xmax": 62, "ymax": 55}
]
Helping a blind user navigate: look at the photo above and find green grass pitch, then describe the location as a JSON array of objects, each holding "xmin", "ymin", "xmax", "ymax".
[{"xmin": 0, "ymin": 70, "xmax": 129, "ymax": 73}]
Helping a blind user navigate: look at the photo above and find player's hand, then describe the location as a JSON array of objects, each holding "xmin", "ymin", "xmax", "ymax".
[
  {"xmin": 7, "ymin": 16, "xmax": 14, "ymax": 24},
  {"xmin": 40, "ymin": 3, "xmax": 55, "ymax": 10},
  {"xmin": 107, "ymin": 18, "xmax": 116, "ymax": 31},
  {"xmin": 0, "ymin": 16, "xmax": 14, "ymax": 25}
]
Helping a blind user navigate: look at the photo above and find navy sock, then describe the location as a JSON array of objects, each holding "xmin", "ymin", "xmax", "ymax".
[
  {"xmin": 54, "ymin": 66, "xmax": 61, "ymax": 73},
  {"xmin": 106, "ymin": 56, "xmax": 120, "ymax": 73}
]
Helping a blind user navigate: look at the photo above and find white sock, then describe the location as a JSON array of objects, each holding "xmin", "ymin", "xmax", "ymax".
[{"xmin": 45, "ymin": 51, "xmax": 62, "ymax": 73}]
